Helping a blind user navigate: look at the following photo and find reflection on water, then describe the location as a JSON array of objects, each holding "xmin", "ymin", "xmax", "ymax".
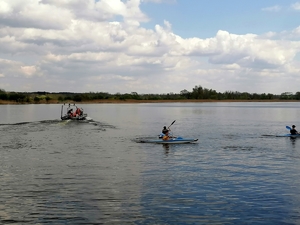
[
  {"xmin": 289, "ymin": 136, "xmax": 298, "ymax": 147},
  {"xmin": 1, "ymin": 103, "xmax": 300, "ymax": 224},
  {"xmin": 162, "ymin": 144, "xmax": 170, "ymax": 155}
]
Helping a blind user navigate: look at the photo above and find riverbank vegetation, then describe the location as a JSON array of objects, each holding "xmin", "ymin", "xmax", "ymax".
[{"xmin": 0, "ymin": 86, "xmax": 299, "ymax": 104}]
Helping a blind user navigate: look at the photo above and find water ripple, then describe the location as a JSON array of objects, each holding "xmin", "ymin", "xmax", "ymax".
[{"xmin": 1, "ymin": 104, "xmax": 300, "ymax": 224}]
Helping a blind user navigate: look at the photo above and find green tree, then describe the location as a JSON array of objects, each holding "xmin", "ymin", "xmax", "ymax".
[
  {"xmin": 34, "ymin": 96, "xmax": 40, "ymax": 103},
  {"xmin": 295, "ymin": 92, "xmax": 300, "ymax": 100},
  {"xmin": 46, "ymin": 96, "xmax": 51, "ymax": 103},
  {"xmin": 192, "ymin": 85, "xmax": 203, "ymax": 99},
  {"xmin": 280, "ymin": 92, "xmax": 293, "ymax": 100},
  {"xmin": 73, "ymin": 94, "xmax": 82, "ymax": 102},
  {"xmin": 0, "ymin": 92, "xmax": 8, "ymax": 100}
]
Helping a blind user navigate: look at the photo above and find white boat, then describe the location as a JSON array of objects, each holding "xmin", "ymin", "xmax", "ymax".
[{"xmin": 61, "ymin": 103, "xmax": 87, "ymax": 120}]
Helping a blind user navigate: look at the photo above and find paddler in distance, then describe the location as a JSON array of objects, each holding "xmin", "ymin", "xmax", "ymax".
[{"xmin": 290, "ymin": 125, "xmax": 299, "ymax": 135}]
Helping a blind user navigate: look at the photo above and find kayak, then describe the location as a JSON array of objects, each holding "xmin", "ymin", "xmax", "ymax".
[
  {"xmin": 276, "ymin": 126, "xmax": 300, "ymax": 137},
  {"xmin": 138, "ymin": 137, "xmax": 198, "ymax": 144},
  {"xmin": 276, "ymin": 134, "xmax": 300, "ymax": 137}
]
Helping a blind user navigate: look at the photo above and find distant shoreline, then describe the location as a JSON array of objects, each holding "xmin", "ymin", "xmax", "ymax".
[{"xmin": 0, "ymin": 99, "xmax": 299, "ymax": 105}]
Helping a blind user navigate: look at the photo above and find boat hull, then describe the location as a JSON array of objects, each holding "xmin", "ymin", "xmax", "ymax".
[
  {"xmin": 139, "ymin": 138, "xmax": 198, "ymax": 144},
  {"xmin": 61, "ymin": 113, "xmax": 87, "ymax": 120}
]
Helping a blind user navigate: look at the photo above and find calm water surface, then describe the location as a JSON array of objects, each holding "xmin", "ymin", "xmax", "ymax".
[{"xmin": 1, "ymin": 102, "xmax": 300, "ymax": 224}]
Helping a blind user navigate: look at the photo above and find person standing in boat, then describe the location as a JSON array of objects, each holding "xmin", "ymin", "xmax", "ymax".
[{"xmin": 290, "ymin": 125, "xmax": 299, "ymax": 135}]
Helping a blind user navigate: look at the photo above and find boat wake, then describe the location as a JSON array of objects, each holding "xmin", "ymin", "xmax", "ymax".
[
  {"xmin": 0, "ymin": 118, "xmax": 116, "ymax": 131},
  {"xmin": 0, "ymin": 120, "xmax": 58, "ymax": 126},
  {"xmin": 261, "ymin": 134, "xmax": 277, "ymax": 137}
]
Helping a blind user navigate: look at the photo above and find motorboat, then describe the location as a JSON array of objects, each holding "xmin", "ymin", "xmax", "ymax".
[{"xmin": 61, "ymin": 103, "xmax": 87, "ymax": 120}]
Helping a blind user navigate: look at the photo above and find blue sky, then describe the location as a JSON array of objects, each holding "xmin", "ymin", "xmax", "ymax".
[
  {"xmin": 0, "ymin": 0, "xmax": 300, "ymax": 94},
  {"xmin": 141, "ymin": 0, "xmax": 300, "ymax": 38}
]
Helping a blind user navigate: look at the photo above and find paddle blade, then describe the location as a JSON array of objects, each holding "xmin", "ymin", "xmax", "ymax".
[{"xmin": 286, "ymin": 126, "xmax": 292, "ymax": 130}]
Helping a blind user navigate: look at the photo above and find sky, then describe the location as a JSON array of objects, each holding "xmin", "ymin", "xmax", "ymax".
[{"xmin": 0, "ymin": 0, "xmax": 300, "ymax": 95}]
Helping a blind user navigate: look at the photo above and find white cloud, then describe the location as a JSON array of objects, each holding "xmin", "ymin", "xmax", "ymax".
[
  {"xmin": 0, "ymin": 0, "xmax": 73, "ymax": 29},
  {"xmin": 261, "ymin": 5, "xmax": 281, "ymax": 12},
  {"xmin": 291, "ymin": 2, "xmax": 300, "ymax": 10},
  {"xmin": 0, "ymin": 1, "xmax": 12, "ymax": 14},
  {"xmin": 0, "ymin": 58, "xmax": 43, "ymax": 78},
  {"xmin": 0, "ymin": 0, "xmax": 299, "ymax": 94},
  {"xmin": 20, "ymin": 65, "xmax": 40, "ymax": 78}
]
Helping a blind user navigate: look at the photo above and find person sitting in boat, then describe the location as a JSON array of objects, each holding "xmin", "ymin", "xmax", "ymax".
[
  {"xmin": 290, "ymin": 125, "xmax": 299, "ymax": 135},
  {"xmin": 162, "ymin": 126, "xmax": 171, "ymax": 140},
  {"xmin": 67, "ymin": 108, "xmax": 73, "ymax": 118},
  {"xmin": 162, "ymin": 126, "xmax": 169, "ymax": 135},
  {"xmin": 72, "ymin": 111, "xmax": 77, "ymax": 117},
  {"xmin": 160, "ymin": 126, "xmax": 169, "ymax": 139},
  {"xmin": 75, "ymin": 107, "xmax": 82, "ymax": 116}
]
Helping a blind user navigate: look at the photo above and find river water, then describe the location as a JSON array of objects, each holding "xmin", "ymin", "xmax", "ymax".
[{"xmin": 0, "ymin": 102, "xmax": 300, "ymax": 224}]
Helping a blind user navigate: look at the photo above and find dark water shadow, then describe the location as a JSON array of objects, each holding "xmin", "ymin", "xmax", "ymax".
[
  {"xmin": 289, "ymin": 137, "xmax": 298, "ymax": 147},
  {"xmin": 162, "ymin": 144, "xmax": 170, "ymax": 155}
]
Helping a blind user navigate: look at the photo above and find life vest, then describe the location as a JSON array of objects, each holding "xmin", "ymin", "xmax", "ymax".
[{"xmin": 162, "ymin": 135, "xmax": 169, "ymax": 140}]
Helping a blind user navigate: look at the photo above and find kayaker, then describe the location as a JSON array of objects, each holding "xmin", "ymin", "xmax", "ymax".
[
  {"xmin": 162, "ymin": 126, "xmax": 169, "ymax": 134},
  {"xmin": 162, "ymin": 126, "xmax": 171, "ymax": 140},
  {"xmin": 290, "ymin": 125, "xmax": 299, "ymax": 135}
]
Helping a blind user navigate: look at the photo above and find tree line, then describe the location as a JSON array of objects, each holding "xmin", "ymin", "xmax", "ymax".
[{"xmin": 0, "ymin": 86, "xmax": 300, "ymax": 103}]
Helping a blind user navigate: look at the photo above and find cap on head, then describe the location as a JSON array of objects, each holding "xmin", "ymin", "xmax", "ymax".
[
  {"xmin": 163, "ymin": 126, "xmax": 166, "ymax": 129},
  {"xmin": 292, "ymin": 125, "xmax": 296, "ymax": 128}
]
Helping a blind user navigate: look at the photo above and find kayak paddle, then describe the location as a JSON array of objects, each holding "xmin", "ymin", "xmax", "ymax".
[
  {"xmin": 286, "ymin": 126, "xmax": 292, "ymax": 130},
  {"xmin": 168, "ymin": 120, "xmax": 176, "ymax": 129}
]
